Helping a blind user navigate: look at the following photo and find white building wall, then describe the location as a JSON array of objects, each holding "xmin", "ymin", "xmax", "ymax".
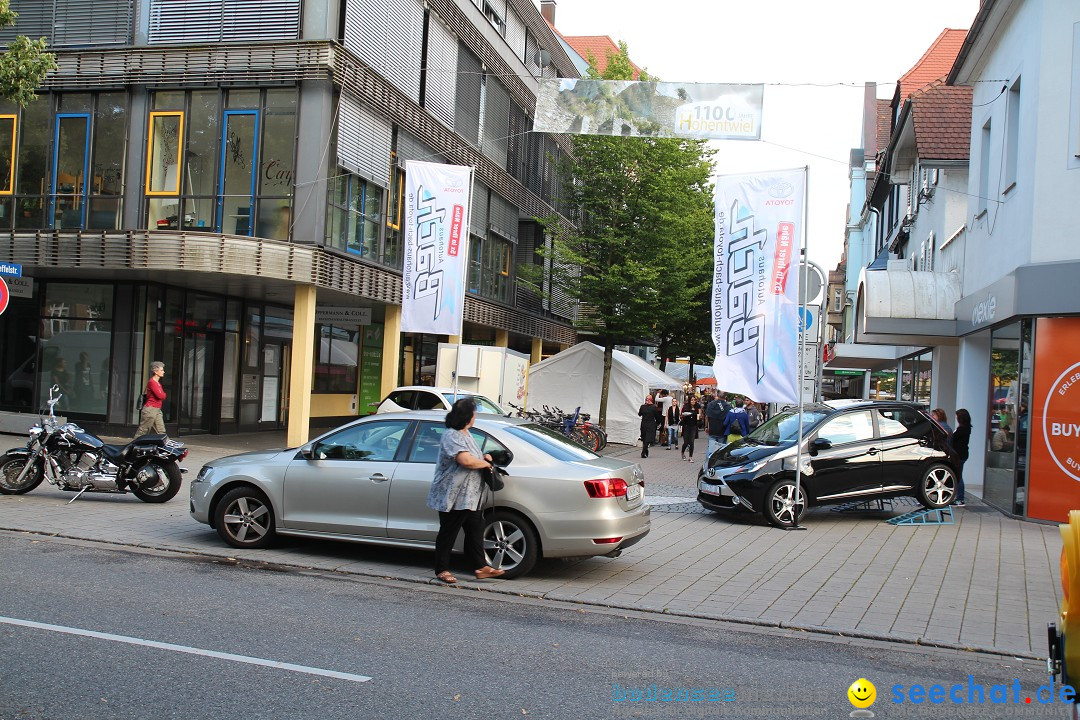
[{"xmin": 955, "ymin": 333, "xmax": 992, "ymax": 495}]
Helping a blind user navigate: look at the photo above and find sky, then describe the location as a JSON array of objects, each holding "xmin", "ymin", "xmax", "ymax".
[{"xmin": 539, "ymin": 0, "xmax": 980, "ymax": 274}]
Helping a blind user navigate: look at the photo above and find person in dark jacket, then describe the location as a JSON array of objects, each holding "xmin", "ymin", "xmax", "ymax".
[
  {"xmin": 679, "ymin": 400, "xmax": 698, "ymax": 462},
  {"xmin": 638, "ymin": 395, "xmax": 662, "ymax": 458},
  {"xmin": 666, "ymin": 398, "xmax": 679, "ymax": 448},
  {"xmin": 950, "ymin": 408, "xmax": 971, "ymax": 507}
]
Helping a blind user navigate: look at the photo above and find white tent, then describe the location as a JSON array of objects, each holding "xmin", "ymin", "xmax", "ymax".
[{"xmin": 527, "ymin": 343, "xmax": 682, "ymax": 445}]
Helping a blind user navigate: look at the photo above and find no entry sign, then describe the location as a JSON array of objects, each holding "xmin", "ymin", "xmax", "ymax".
[{"xmin": 0, "ymin": 276, "xmax": 8, "ymax": 316}]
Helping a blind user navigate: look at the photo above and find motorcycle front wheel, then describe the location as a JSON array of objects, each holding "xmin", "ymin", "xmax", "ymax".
[
  {"xmin": 130, "ymin": 461, "xmax": 182, "ymax": 503},
  {"xmin": 0, "ymin": 453, "xmax": 44, "ymax": 495}
]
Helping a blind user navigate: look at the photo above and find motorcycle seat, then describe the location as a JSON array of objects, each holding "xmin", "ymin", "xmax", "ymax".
[
  {"xmin": 133, "ymin": 434, "xmax": 168, "ymax": 445},
  {"xmin": 99, "ymin": 444, "xmax": 129, "ymax": 463}
]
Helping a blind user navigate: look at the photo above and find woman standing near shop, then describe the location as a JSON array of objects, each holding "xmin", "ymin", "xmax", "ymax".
[
  {"xmin": 427, "ymin": 397, "xmax": 505, "ymax": 584},
  {"xmin": 950, "ymin": 409, "xmax": 971, "ymax": 508}
]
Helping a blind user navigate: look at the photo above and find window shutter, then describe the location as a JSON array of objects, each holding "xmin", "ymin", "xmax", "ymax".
[
  {"xmin": 488, "ymin": 192, "xmax": 517, "ymax": 243},
  {"xmin": 222, "ymin": 0, "xmax": 300, "ymax": 42},
  {"xmin": 337, "ymin": 93, "xmax": 391, "ymax": 187},
  {"xmin": 384, "ymin": 0, "xmax": 423, "ymax": 104},
  {"xmin": 503, "ymin": 6, "xmax": 525, "ymax": 60},
  {"xmin": 481, "ymin": 75, "xmax": 509, "ymax": 168},
  {"xmin": 0, "ymin": 0, "xmax": 53, "ymax": 44},
  {"xmin": 423, "ymin": 15, "xmax": 457, "ymax": 131},
  {"xmin": 344, "ymin": 0, "xmax": 388, "ymax": 80},
  {"xmin": 54, "ymin": 0, "xmax": 132, "ymax": 46},
  {"xmin": 455, "ymin": 43, "xmax": 481, "ymax": 148},
  {"xmin": 470, "ymin": 181, "xmax": 488, "ymax": 237},
  {"xmin": 396, "ymin": 129, "xmax": 439, "ymax": 165},
  {"xmin": 149, "ymin": 0, "xmax": 224, "ymax": 44}
]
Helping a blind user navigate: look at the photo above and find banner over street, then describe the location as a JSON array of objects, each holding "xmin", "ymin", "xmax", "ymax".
[
  {"xmin": 711, "ymin": 169, "xmax": 806, "ymax": 404},
  {"xmin": 534, "ymin": 79, "xmax": 763, "ymax": 140}
]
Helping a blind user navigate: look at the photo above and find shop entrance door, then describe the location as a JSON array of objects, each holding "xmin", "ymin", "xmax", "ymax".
[
  {"xmin": 179, "ymin": 332, "xmax": 223, "ymax": 435},
  {"xmin": 259, "ymin": 340, "xmax": 290, "ymax": 429}
]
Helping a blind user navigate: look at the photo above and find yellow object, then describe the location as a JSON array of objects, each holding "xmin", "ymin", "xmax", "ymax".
[
  {"xmin": 847, "ymin": 679, "xmax": 876, "ymax": 709},
  {"xmin": 1062, "ymin": 510, "xmax": 1080, "ymax": 686},
  {"xmin": 381, "ymin": 305, "xmax": 402, "ymax": 399},
  {"xmin": 286, "ymin": 284, "xmax": 317, "ymax": 448}
]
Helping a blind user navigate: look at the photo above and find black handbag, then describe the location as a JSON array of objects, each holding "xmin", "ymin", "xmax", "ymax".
[{"xmin": 481, "ymin": 466, "xmax": 505, "ymax": 491}]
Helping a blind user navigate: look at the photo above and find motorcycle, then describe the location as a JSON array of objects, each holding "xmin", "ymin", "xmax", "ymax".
[{"xmin": 0, "ymin": 385, "xmax": 188, "ymax": 503}]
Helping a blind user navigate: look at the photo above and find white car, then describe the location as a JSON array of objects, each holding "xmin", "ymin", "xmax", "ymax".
[{"xmin": 374, "ymin": 386, "xmax": 506, "ymax": 415}]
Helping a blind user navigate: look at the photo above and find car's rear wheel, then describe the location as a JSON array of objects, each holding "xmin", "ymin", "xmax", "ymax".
[
  {"xmin": 214, "ymin": 486, "xmax": 276, "ymax": 549},
  {"xmin": 917, "ymin": 464, "xmax": 956, "ymax": 509},
  {"xmin": 764, "ymin": 479, "xmax": 807, "ymax": 529},
  {"xmin": 482, "ymin": 510, "xmax": 538, "ymax": 579}
]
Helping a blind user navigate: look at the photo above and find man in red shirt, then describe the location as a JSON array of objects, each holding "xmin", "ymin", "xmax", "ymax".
[{"xmin": 135, "ymin": 361, "xmax": 167, "ymax": 438}]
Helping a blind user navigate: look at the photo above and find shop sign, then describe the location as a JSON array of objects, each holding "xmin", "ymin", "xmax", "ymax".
[
  {"xmin": 5, "ymin": 275, "xmax": 32, "ymax": 298},
  {"xmin": 316, "ymin": 307, "xmax": 371, "ymax": 327},
  {"xmin": 1029, "ymin": 317, "xmax": 1080, "ymax": 522}
]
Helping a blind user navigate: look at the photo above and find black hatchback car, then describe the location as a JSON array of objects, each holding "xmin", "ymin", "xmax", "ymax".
[{"xmin": 697, "ymin": 401, "xmax": 960, "ymax": 528}]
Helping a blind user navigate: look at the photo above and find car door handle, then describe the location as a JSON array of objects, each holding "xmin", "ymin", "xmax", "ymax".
[
  {"xmin": 369, "ymin": 473, "xmax": 390, "ymax": 482},
  {"xmin": 866, "ymin": 447, "xmax": 878, "ymax": 455}
]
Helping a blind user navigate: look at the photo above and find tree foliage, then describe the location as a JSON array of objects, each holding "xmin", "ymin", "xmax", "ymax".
[
  {"xmin": 525, "ymin": 42, "xmax": 715, "ymax": 427},
  {"xmin": 0, "ymin": 0, "xmax": 57, "ymax": 108}
]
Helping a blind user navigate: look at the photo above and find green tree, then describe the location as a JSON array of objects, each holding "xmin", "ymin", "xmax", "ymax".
[
  {"xmin": 527, "ymin": 42, "xmax": 714, "ymax": 428},
  {"xmin": 0, "ymin": 0, "xmax": 57, "ymax": 107}
]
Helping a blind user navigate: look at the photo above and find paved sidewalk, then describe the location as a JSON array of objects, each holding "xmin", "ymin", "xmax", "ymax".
[{"xmin": 0, "ymin": 430, "xmax": 1063, "ymax": 659}]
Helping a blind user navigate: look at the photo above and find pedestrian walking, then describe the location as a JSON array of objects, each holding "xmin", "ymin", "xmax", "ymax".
[
  {"xmin": 950, "ymin": 408, "xmax": 971, "ymax": 507},
  {"xmin": 666, "ymin": 398, "xmax": 679, "ymax": 448},
  {"xmin": 134, "ymin": 361, "xmax": 167, "ymax": 438},
  {"xmin": 704, "ymin": 392, "xmax": 730, "ymax": 460},
  {"xmin": 638, "ymin": 395, "xmax": 662, "ymax": 458},
  {"xmin": 426, "ymin": 397, "xmax": 505, "ymax": 584},
  {"xmin": 723, "ymin": 397, "xmax": 751, "ymax": 443},
  {"xmin": 656, "ymin": 389, "xmax": 673, "ymax": 447},
  {"xmin": 746, "ymin": 401, "xmax": 762, "ymax": 431},
  {"xmin": 679, "ymin": 400, "xmax": 698, "ymax": 462}
]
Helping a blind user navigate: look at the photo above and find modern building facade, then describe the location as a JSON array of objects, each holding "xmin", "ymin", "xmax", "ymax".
[{"xmin": 0, "ymin": 0, "xmax": 585, "ymax": 444}]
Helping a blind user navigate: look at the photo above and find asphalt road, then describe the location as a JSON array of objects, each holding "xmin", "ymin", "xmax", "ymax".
[{"xmin": 0, "ymin": 532, "xmax": 1067, "ymax": 720}]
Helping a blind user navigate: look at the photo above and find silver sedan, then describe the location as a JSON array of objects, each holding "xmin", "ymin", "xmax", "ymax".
[{"xmin": 189, "ymin": 412, "xmax": 651, "ymax": 578}]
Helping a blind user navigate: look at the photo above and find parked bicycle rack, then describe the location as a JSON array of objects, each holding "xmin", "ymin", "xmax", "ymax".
[{"xmin": 886, "ymin": 506, "xmax": 955, "ymax": 526}]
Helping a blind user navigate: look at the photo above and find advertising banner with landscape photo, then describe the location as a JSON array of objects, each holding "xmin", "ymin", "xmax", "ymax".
[{"xmin": 534, "ymin": 79, "xmax": 763, "ymax": 140}]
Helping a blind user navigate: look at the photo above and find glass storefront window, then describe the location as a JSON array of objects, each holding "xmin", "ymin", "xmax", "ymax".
[
  {"xmin": 0, "ymin": 114, "xmax": 15, "ymax": 194},
  {"xmin": 16, "ymin": 98, "xmax": 49, "ymax": 229},
  {"xmin": 985, "ymin": 322, "xmax": 1023, "ymax": 513},
  {"xmin": 38, "ymin": 283, "xmax": 114, "ymax": 417},
  {"xmin": 913, "ymin": 351, "xmax": 932, "ymax": 407},
  {"xmin": 314, "ymin": 324, "xmax": 359, "ymax": 393},
  {"xmin": 146, "ymin": 112, "xmax": 184, "ymax": 195},
  {"xmin": 326, "ymin": 173, "xmax": 383, "ymax": 258}
]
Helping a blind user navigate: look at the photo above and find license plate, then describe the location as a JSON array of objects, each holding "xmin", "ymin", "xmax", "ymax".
[
  {"xmin": 699, "ymin": 481, "xmax": 721, "ymax": 496},
  {"xmin": 626, "ymin": 484, "xmax": 643, "ymax": 501}
]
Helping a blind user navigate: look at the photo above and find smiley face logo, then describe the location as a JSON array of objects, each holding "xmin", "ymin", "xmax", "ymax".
[{"xmin": 848, "ymin": 678, "xmax": 876, "ymax": 709}]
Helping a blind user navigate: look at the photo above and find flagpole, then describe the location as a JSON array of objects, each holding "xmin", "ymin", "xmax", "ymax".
[
  {"xmin": 453, "ymin": 168, "xmax": 476, "ymax": 405},
  {"xmin": 790, "ymin": 165, "xmax": 809, "ymax": 532}
]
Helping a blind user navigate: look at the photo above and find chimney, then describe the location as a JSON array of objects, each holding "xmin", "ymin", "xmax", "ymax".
[{"xmin": 540, "ymin": 0, "xmax": 556, "ymax": 25}]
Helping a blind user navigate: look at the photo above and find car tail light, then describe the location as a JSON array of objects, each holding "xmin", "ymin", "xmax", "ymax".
[
  {"xmin": 592, "ymin": 537, "xmax": 623, "ymax": 544},
  {"xmin": 583, "ymin": 478, "xmax": 628, "ymax": 498}
]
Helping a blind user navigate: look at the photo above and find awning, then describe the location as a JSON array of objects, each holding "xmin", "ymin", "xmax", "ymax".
[
  {"xmin": 826, "ymin": 342, "xmax": 921, "ymax": 372},
  {"xmin": 855, "ymin": 267, "xmax": 961, "ymax": 345}
]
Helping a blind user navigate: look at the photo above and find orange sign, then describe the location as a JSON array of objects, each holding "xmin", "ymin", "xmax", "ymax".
[{"xmin": 1029, "ymin": 318, "xmax": 1080, "ymax": 522}]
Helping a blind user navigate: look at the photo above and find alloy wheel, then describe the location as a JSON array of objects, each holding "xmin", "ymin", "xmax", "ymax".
[
  {"xmin": 922, "ymin": 466, "xmax": 956, "ymax": 507},
  {"xmin": 484, "ymin": 519, "xmax": 527, "ymax": 572},
  {"xmin": 770, "ymin": 483, "xmax": 806, "ymax": 526},
  {"xmin": 223, "ymin": 496, "xmax": 272, "ymax": 543}
]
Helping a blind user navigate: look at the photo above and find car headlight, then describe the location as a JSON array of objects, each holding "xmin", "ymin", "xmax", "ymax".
[
  {"xmin": 632, "ymin": 465, "xmax": 645, "ymax": 484},
  {"xmin": 194, "ymin": 466, "xmax": 213, "ymax": 483},
  {"xmin": 731, "ymin": 459, "xmax": 768, "ymax": 475}
]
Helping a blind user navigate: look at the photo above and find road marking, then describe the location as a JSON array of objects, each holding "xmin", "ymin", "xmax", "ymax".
[{"xmin": 0, "ymin": 615, "xmax": 372, "ymax": 683}]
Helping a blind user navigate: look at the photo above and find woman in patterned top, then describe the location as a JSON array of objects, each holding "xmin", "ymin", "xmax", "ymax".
[{"xmin": 427, "ymin": 396, "xmax": 506, "ymax": 584}]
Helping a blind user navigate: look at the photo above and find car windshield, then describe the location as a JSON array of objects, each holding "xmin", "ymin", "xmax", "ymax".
[
  {"xmin": 442, "ymin": 393, "xmax": 503, "ymax": 414},
  {"xmin": 749, "ymin": 409, "xmax": 832, "ymax": 445},
  {"xmin": 505, "ymin": 423, "xmax": 600, "ymax": 462}
]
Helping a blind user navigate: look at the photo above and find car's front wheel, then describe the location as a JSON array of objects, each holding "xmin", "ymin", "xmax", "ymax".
[
  {"xmin": 483, "ymin": 510, "xmax": 538, "ymax": 579},
  {"xmin": 917, "ymin": 464, "xmax": 956, "ymax": 509},
  {"xmin": 764, "ymin": 479, "xmax": 807, "ymax": 529},
  {"xmin": 214, "ymin": 486, "xmax": 276, "ymax": 549}
]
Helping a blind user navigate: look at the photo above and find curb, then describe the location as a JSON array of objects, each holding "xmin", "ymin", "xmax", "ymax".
[{"xmin": 2, "ymin": 526, "xmax": 1044, "ymax": 663}]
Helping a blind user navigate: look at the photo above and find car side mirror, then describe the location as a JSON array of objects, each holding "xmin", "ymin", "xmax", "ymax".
[
  {"xmin": 489, "ymin": 449, "xmax": 514, "ymax": 467},
  {"xmin": 299, "ymin": 443, "xmax": 315, "ymax": 460},
  {"xmin": 809, "ymin": 437, "xmax": 832, "ymax": 456}
]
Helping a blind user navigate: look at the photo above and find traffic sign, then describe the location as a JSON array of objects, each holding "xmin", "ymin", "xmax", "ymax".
[
  {"xmin": 0, "ymin": 276, "xmax": 9, "ymax": 316},
  {"xmin": 0, "ymin": 262, "xmax": 21, "ymax": 277}
]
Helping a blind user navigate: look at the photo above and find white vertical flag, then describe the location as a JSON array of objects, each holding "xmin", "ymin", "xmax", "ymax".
[
  {"xmin": 401, "ymin": 161, "xmax": 473, "ymax": 336},
  {"xmin": 711, "ymin": 169, "xmax": 806, "ymax": 404}
]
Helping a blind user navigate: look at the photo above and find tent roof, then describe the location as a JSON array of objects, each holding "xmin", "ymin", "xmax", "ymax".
[
  {"xmin": 662, "ymin": 363, "xmax": 715, "ymax": 382},
  {"xmin": 531, "ymin": 342, "xmax": 681, "ymax": 390}
]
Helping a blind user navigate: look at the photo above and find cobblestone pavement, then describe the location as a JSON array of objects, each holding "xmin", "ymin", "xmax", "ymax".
[{"xmin": 0, "ymin": 430, "xmax": 1063, "ymax": 659}]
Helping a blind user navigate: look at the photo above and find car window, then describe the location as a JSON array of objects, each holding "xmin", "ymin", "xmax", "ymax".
[
  {"xmin": 415, "ymin": 391, "xmax": 444, "ymax": 411},
  {"xmin": 387, "ymin": 390, "xmax": 416, "ymax": 409},
  {"xmin": 750, "ymin": 409, "xmax": 832, "ymax": 445},
  {"xmin": 407, "ymin": 422, "xmax": 445, "ymax": 464},
  {"xmin": 468, "ymin": 428, "xmax": 508, "ymax": 455},
  {"xmin": 875, "ymin": 408, "xmax": 928, "ymax": 438},
  {"xmin": 816, "ymin": 411, "xmax": 874, "ymax": 445},
  {"xmin": 315, "ymin": 420, "xmax": 411, "ymax": 461},
  {"xmin": 505, "ymin": 424, "xmax": 599, "ymax": 461},
  {"xmin": 442, "ymin": 393, "xmax": 503, "ymax": 414}
]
